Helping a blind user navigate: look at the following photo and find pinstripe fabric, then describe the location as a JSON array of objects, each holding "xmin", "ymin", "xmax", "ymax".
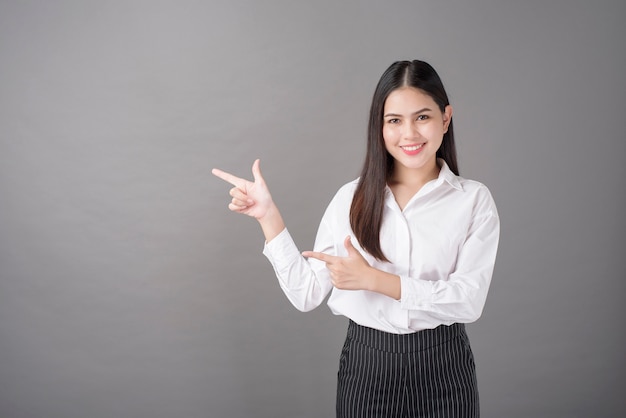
[{"xmin": 336, "ymin": 321, "xmax": 479, "ymax": 418}]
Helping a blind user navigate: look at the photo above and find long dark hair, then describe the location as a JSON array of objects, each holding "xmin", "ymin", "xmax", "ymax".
[{"xmin": 349, "ymin": 60, "xmax": 459, "ymax": 262}]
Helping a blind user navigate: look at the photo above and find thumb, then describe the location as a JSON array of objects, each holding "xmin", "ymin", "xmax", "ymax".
[
  {"xmin": 344, "ymin": 236, "xmax": 357, "ymax": 255},
  {"xmin": 251, "ymin": 158, "xmax": 264, "ymax": 183}
]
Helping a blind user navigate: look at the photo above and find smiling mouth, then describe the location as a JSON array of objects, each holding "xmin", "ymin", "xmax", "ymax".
[{"xmin": 401, "ymin": 144, "xmax": 424, "ymax": 152}]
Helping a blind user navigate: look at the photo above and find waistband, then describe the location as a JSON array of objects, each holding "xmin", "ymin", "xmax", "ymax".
[{"xmin": 346, "ymin": 320, "xmax": 466, "ymax": 354}]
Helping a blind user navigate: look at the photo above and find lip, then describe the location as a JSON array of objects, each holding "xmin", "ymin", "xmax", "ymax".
[{"xmin": 400, "ymin": 143, "xmax": 425, "ymax": 156}]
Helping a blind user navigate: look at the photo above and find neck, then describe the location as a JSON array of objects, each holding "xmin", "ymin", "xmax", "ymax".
[{"xmin": 390, "ymin": 159, "xmax": 440, "ymax": 187}]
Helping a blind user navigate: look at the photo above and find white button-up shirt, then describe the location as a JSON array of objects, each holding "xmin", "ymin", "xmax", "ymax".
[{"xmin": 263, "ymin": 160, "xmax": 500, "ymax": 334}]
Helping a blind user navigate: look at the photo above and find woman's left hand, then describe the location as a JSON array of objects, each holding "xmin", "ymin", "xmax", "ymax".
[{"xmin": 302, "ymin": 236, "xmax": 373, "ymax": 291}]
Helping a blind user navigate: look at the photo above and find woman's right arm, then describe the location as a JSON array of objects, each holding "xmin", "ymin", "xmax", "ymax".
[{"xmin": 212, "ymin": 159, "xmax": 333, "ymax": 311}]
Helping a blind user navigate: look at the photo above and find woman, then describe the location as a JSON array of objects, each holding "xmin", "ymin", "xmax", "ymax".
[{"xmin": 212, "ymin": 60, "xmax": 499, "ymax": 417}]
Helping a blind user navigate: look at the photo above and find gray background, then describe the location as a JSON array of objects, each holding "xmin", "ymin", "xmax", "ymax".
[{"xmin": 1, "ymin": 1, "xmax": 624, "ymax": 417}]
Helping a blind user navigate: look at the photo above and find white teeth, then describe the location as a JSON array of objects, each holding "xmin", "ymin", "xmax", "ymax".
[{"xmin": 402, "ymin": 144, "xmax": 423, "ymax": 151}]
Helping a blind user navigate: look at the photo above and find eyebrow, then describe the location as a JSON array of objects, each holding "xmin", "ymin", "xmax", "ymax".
[{"xmin": 384, "ymin": 107, "xmax": 433, "ymax": 117}]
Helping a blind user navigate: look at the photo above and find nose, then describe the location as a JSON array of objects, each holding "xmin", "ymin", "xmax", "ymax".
[{"xmin": 403, "ymin": 120, "xmax": 420, "ymax": 139}]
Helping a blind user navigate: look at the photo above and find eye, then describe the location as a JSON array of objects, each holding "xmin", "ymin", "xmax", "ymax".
[
  {"xmin": 416, "ymin": 114, "xmax": 429, "ymax": 121},
  {"xmin": 386, "ymin": 118, "xmax": 400, "ymax": 124}
]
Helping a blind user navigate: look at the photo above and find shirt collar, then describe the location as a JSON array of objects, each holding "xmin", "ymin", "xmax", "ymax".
[
  {"xmin": 437, "ymin": 158, "xmax": 463, "ymax": 191},
  {"xmin": 383, "ymin": 159, "xmax": 464, "ymax": 205}
]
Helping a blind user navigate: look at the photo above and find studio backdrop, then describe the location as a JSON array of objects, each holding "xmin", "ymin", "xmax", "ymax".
[{"xmin": 0, "ymin": 1, "xmax": 624, "ymax": 417}]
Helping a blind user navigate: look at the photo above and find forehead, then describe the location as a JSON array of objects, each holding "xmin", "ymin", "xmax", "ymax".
[{"xmin": 384, "ymin": 87, "xmax": 437, "ymax": 111}]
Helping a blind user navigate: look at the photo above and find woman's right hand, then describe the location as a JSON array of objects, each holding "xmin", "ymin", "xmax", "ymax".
[
  {"xmin": 212, "ymin": 159, "xmax": 275, "ymax": 220},
  {"xmin": 212, "ymin": 159, "xmax": 286, "ymax": 242}
]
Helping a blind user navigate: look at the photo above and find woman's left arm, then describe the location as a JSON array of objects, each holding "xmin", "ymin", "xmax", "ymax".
[
  {"xmin": 399, "ymin": 210, "xmax": 500, "ymax": 324},
  {"xmin": 303, "ymin": 198, "xmax": 500, "ymax": 324}
]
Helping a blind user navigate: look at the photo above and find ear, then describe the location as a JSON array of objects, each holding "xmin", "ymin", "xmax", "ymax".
[{"xmin": 443, "ymin": 105, "xmax": 453, "ymax": 133}]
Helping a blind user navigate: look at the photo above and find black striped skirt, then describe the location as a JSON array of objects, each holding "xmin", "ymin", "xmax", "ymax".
[{"xmin": 336, "ymin": 320, "xmax": 479, "ymax": 418}]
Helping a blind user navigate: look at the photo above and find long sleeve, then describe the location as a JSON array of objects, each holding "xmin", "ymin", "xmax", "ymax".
[
  {"xmin": 399, "ymin": 188, "xmax": 500, "ymax": 328},
  {"xmin": 263, "ymin": 225, "xmax": 334, "ymax": 312}
]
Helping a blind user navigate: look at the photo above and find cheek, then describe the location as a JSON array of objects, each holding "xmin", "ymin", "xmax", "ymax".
[
  {"xmin": 382, "ymin": 133, "xmax": 393, "ymax": 153},
  {"xmin": 423, "ymin": 124, "xmax": 444, "ymax": 140},
  {"xmin": 382, "ymin": 125, "xmax": 396, "ymax": 143}
]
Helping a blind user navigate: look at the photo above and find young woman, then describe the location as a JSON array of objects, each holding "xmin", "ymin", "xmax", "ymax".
[{"xmin": 212, "ymin": 60, "xmax": 499, "ymax": 418}]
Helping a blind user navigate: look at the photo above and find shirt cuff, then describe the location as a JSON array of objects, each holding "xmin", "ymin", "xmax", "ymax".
[
  {"xmin": 400, "ymin": 275, "xmax": 434, "ymax": 311},
  {"xmin": 262, "ymin": 228, "xmax": 301, "ymax": 266}
]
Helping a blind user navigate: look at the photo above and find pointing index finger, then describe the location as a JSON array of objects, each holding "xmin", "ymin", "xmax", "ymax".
[
  {"xmin": 302, "ymin": 251, "xmax": 334, "ymax": 263},
  {"xmin": 212, "ymin": 168, "xmax": 245, "ymax": 188}
]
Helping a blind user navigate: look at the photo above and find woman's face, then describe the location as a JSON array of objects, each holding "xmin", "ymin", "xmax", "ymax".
[{"xmin": 382, "ymin": 87, "xmax": 452, "ymax": 177}]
